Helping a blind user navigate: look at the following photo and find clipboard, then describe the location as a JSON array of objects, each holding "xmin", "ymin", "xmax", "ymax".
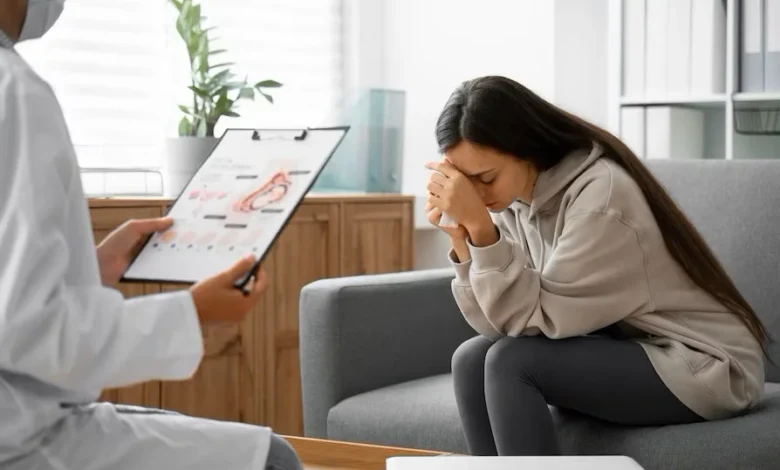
[{"xmin": 122, "ymin": 126, "xmax": 350, "ymax": 293}]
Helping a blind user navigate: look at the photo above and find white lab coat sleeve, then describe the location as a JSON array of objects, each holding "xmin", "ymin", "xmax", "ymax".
[{"xmin": 0, "ymin": 66, "xmax": 204, "ymax": 392}]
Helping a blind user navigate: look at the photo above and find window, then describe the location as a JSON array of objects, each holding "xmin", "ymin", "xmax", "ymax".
[{"xmin": 16, "ymin": 0, "xmax": 344, "ymax": 170}]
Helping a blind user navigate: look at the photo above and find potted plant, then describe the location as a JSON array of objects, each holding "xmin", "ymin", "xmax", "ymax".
[{"xmin": 164, "ymin": 0, "xmax": 282, "ymax": 197}]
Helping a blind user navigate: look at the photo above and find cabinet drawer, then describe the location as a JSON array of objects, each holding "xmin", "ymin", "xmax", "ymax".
[{"xmin": 90, "ymin": 207, "xmax": 162, "ymax": 230}]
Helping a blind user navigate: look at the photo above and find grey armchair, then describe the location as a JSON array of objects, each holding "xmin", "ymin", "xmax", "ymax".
[{"xmin": 300, "ymin": 160, "xmax": 780, "ymax": 470}]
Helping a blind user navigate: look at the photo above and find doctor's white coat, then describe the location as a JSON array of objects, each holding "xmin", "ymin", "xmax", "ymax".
[{"xmin": 0, "ymin": 45, "xmax": 270, "ymax": 469}]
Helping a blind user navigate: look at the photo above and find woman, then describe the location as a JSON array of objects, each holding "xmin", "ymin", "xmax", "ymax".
[{"xmin": 424, "ymin": 76, "xmax": 769, "ymax": 456}]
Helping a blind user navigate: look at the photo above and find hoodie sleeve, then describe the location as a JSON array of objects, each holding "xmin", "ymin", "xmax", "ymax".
[
  {"xmin": 448, "ymin": 249, "xmax": 502, "ymax": 341},
  {"xmin": 458, "ymin": 211, "xmax": 652, "ymax": 339}
]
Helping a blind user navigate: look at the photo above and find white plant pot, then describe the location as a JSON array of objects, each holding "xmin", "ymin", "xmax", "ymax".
[{"xmin": 163, "ymin": 137, "xmax": 218, "ymax": 198}]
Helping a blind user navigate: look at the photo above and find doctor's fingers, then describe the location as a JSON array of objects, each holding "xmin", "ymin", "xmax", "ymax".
[
  {"xmin": 246, "ymin": 269, "xmax": 270, "ymax": 301},
  {"xmin": 218, "ymin": 254, "xmax": 258, "ymax": 283},
  {"xmin": 126, "ymin": 217, "xmax": 174, "ymax": 235}
]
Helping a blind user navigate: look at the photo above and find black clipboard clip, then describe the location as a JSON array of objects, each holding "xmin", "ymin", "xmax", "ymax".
[{"xmin": 251, "ymin": 129, "xmax": 308, "ymax": 141}]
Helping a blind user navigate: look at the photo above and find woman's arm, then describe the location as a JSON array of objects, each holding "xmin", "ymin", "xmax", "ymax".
[
  {"xmin": 450, "ymin": 236, "xmax": 471, "ymax": 263},
  {"xmin": 466, "ymin": 211, "xmax": 652, "ymax": 338},
  {"xmin": 448, "ymin": 231, "xmax": 502, "ymax": 342}
]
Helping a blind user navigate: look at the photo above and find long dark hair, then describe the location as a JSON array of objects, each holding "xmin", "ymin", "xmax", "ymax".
[{"xmin": 436, "ymin": 75, "xmax": 771, "ymax": 355}]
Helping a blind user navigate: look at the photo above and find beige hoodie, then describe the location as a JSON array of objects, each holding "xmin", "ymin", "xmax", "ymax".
[{"xmin": 449, "ymin": 144, "xmax": 765, "ymax": 420}]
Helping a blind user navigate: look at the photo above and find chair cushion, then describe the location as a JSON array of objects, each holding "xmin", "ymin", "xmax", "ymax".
[
  {"xmin": 328, "ymin": 374, "xmax": 468, "ymax": 453},
  {"xmin": 328, "ymin": 374, "xmax": 780, "ymax": 470}
]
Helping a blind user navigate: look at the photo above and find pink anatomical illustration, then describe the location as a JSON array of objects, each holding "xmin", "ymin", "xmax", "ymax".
[
  {"xmin": 188, "ymin": 186, "xmax": 229, "ymax": 217},
  {"xmin": 217, "ymin": 229, "xmax": 241, "ymax": 247},
  {"xmin": 233, "ymin": 169, "xmax": 292, "ymax": 213},
  {"xmin": 177, "ymin": 231, "xmax": 197, "ymax": 246},
  {"xmin": 195, "ymin": 231, "xmax": 217, "ymax": 246},
  {"xmin": 188, "ymin": 188, "xmax": 229, "ymax": 201}
]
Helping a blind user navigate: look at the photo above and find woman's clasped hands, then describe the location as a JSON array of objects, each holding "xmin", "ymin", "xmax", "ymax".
[{"xmin": 424, "ymin": 160, "xmax": 495, "ymax": 245}]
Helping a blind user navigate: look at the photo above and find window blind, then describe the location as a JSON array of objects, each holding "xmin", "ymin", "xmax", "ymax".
[{"xmin": 16, "ymin": 0, "xmax": 344, "ymax": 169}]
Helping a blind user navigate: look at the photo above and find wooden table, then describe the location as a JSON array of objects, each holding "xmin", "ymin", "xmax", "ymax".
[{"xmin": 284, "ymin": 436, "xmax": 447, "ymax": 470}]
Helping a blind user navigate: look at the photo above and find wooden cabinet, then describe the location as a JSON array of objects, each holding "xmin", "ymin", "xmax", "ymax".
[{"xmin": 89, "ymin": 194, "xmax": 413, "ymax": 435}]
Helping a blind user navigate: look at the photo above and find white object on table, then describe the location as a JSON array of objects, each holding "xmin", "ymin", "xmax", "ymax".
[
  {"xmin": 386, "ymin": 455, "xmax": 645, "ymax": 470},
  {"xmin": 438, "ymin": 211, "xmax": 458, "ymax": 228}
]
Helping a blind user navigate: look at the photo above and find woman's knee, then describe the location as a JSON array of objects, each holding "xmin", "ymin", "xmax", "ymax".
[
  {"xmin": 484, "ymin": 335, "xmax": 551, "ymax": 383},
  {"xmin": 265, "ymin": 433, "xmax": 302, "ymax": 470},
  {"xmin": 451, "ymin": 335, "xmax": 494, "ymax": 378}
]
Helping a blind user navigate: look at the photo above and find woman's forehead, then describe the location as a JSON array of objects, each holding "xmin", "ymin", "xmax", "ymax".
[{"xmin": 445, "ymin": 141, "xmax": 504, "ymax": 174}]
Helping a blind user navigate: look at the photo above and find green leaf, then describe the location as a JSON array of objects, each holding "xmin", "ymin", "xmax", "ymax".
[
  {"xmin": 178, "ymin": 117, "xmax": 193, "ymax": 136},
  {"xmin": 197, "ymin": 118, "xmax": 207, "ymax": 137},
  {"xmin": 223, "ymin": 111, "xmax": 240, "ymax": 118},
  {"xmin": 178, "ymin": 106, "xmax": 208, "ymax": 120},
  {"xmin": 216, "ymin": 99, "xmax": 235, "ymax": 118},
  {"xmin": 170, "ymin": 0, "xmax": 184, "ymax": 12},
  {"xmin": 208, "ymin": 62, "xmax": 234, "ymax": 70},
  {"xmin": 197, "ymin": 33, "xmax": 208, "ymax": 56},
  {"xmin": 222, "ymin": 81, "xmax": 247, "ymax": 91},
  {"xmin": 181, "ymin": 0, "xmax": 191, "ymax": 19},
  {"xmin": 215, "ymin": 90, "xmax": 229, "ymax": 110},
  {"xmin": 255, "ymin": 79, "xmax": 282, "ymax": 88},
  {"xmin": 259, "ymin": 91, "xmax": 274, "ymax": 104},
  {"xmin": 209, "ymin": 49, "xmax": 228, "ymax": 56},
  {"xmin": 175, "ymin": 16, "xmax": 188, "ymax": 41},
  {"xmin": 208, "ymin": 69, "xmax": 232, "ymax": 85},
  {"xmin": 189, "ymin": 4, "xmax": 201, "ymax": 27},
  {"xmin": 237, "ymin": 87, "xmax": 255, "ymax": 100},
  {"xmin": 188, "ymin": 85, "xmax": 211, "ymax": 98}
]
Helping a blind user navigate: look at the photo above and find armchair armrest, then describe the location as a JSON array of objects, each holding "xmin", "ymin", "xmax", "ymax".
[{"xmin": 299, "ymin": 268, "xmax": 475, "ymax": 438}]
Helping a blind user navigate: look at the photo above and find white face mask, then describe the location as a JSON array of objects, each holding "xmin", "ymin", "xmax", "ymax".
[{"xmin": 19, "ymin": 0, "xmax": 65, "ymax": 42}]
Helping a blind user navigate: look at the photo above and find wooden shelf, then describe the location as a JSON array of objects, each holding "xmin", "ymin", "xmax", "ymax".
[
  {"xmin": 732, "ymin": 92, "xmax": 780, "ymax": 104},
  {"xmin": 620, "ymin": 95, "xmax": 727, "ymax": 108}
]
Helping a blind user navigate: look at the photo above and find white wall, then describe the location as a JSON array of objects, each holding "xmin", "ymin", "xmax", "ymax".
[{"xmin": 553, "ymin": 0, "xmax": 610, "ymax": 127}]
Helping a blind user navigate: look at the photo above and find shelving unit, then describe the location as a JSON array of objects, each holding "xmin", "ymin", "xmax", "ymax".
[
  {"xmin": 620, "ymin": 95, "xmax": 728, "ymax": 107},
  {"xmin": 609, "ymin": 0, "xmax": 780, "ymax": 160},
  {"xmin": 733, "ymin": 91, "xmax": 780, "ymax": 102}
]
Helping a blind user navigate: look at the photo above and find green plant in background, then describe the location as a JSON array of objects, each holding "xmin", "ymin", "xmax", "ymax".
[{"xmin": 170, "ymin": 0, "xmax": 282, "ymax": 137}]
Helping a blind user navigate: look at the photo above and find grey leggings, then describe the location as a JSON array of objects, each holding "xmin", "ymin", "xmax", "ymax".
[{"xmin": 452, "ymin": 334, "xmax": 703, "ymax": 456}]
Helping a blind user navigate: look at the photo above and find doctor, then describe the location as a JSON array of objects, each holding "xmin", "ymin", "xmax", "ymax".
[{"xmin": 0, "ymin": 1, "xmax": 302, "ymax": 469}]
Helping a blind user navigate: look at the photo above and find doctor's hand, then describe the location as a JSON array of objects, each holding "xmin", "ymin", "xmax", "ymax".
[
  {"xmin": 190, "ymin": 255, "xmax": 269, "ymax": 325},
  {"xmin": 97, "ymin": 217, "xmax": 174, "ymax": 287}
]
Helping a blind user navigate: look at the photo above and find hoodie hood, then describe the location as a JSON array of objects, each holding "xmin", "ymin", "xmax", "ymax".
[{"xmin": 520, "ymin": 142, "xmax": 605, "ymax": 219}]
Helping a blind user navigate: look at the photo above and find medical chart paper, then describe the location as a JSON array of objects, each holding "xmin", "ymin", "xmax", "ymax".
[{"xmin": 123, "ymin": 127, "xmax": 348, "ymax": 284}]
